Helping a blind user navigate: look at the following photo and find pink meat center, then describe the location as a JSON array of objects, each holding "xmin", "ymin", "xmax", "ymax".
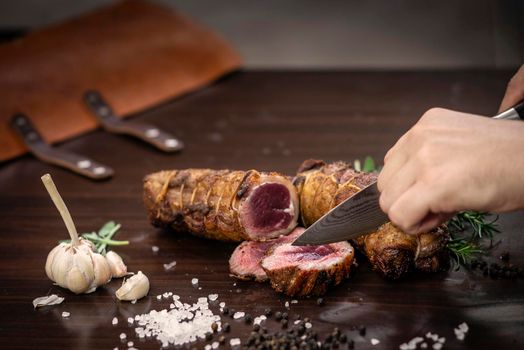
[
  {"xmin": 243, "ymin": 183, "xmax": 293, "ymax": 234},
  {"xmin": 284, "ymin": 245, "xmax": 336, "ymax": 262}
]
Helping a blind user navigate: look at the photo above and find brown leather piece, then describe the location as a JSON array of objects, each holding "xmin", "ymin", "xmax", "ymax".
[{"xmin": 0, "ymin": 0, "xmax": 242, "ymax": 162}]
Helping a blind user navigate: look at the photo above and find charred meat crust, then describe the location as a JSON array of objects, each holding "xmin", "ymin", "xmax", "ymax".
[
  {"xmin": 143, "ymin": 168, "xmax": 298, "ymax": 242},
  {"xmin": 295, "ymin": 159, "xmax": 450, "ymax": 279},
  {"xmin": 261, "ymin": 242, "xmax": 355, "ymax": 297}
]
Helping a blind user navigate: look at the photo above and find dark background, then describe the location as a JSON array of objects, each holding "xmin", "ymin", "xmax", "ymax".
[{"xmin": 0, "ymin": 0, "xmax": 522, "ymax": 69}]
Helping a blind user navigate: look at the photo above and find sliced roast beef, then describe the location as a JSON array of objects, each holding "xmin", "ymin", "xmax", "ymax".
[
  {"xmin": 261, "ymin": 240, "xmax": 355, "ymax": 297},
  {"xmin": 229, "ymin": 228, "xmax": 303, "ymax": 282}
]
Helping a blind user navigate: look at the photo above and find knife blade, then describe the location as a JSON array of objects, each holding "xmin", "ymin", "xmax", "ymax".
[
  {"xmin": 292, "ymin": 101, "xmax": 524, "ymax": 246},
  {"xmin": 292, "ymin": 182, "xmax": 387, "ymax": 246}
]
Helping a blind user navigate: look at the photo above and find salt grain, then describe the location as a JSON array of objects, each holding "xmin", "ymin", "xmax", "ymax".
[
  {"xmin": 253, "ymin": 315, "xmax": 267, "ymax": 325},
  {"xmin": 421, "ymin": 343, "xmax": 427, "ymax": 349},
  {"xmin": 61, "ymin": 311, "xmax": 70, "ymax": 318},
  {"xmin": 219, "ymin": 302, "xmax": 225, "ymax": 308},
  {"xmin": 163, "ymin": 261, "xmax": 177, "ymax": 271},
  {"xmin": 212, "ymin": 341, "xmax": 219, "ymax": 349},
  {"xmin": 371, "ymin": 338, "xmax": 380, "ymax": 345},
  {"xmin": 208, "ymin": 294, "xmax": 218, "ymax": 301},
  {"xmin": 131, "ymin": 299, "xmax": 137, "ymax": 304},
  {"xmin": 156, "ymin": 295, "xmax": 162, "ymax": 300},
  {"xmin": 432, "ymin": 343, "xmax": 442, "ymax": 350},
  {"xmin": 127, "ymin": 341, "xmax": 134, "ymax": 347},
  {"xmin": 305, "ymin": 322, "xmax": 312, "ymax": 329},
  {"xmin": 205, "ymin": 345, "xmax": 211, "ymax": 350},
  {"xmin": 131, "ymin": 295, "xmax": 221, "ymax": 347},
  {"xmin": 285, "ymin": 301, "xmax": 289, "ymax": 308},
  {"xmin": 230, "ymin": 338, "xmax": 241, "ymax": 347},
  {"xmin": 233, "ymin": 311, "xmax": 245, "ymax": 319},
  {"xmin": 152, "ymin": 246, "xmax": 159, "ymax": 253},
  {"xmin": 119, "ymin": 333, "xmax": 127, "ymax": 340},
  {"xmin": 291, "ymin": 299, "xmax": 298, "ymax": 304},
  {"xmin": 191, "ymin": 278, "xmax": 199, "ymax": 285},
  {"xmin": 112, "ymin": 317, "xmax": 118, "ymax": 325},
  {"xmin": 127, "ymin": 317, "xmax": 134, "ymax": 324}
]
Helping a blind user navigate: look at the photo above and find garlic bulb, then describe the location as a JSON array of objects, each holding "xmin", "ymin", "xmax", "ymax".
[
  {"xmin": 116, "ymin": 271, "xmax": 150, "ymax": 301},
  {"xmin": 105, "ymin": 251, "xmax": 128, "ymax": 278},
  {"xmin": 42, "ymin": 174, "xmax": 112, "ymax": 294}
]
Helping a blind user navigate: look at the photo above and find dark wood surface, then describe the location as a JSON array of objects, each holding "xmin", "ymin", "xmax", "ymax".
[{"xmin": 1, "ymin": 71, "xmax": 523, "ymax": 350}]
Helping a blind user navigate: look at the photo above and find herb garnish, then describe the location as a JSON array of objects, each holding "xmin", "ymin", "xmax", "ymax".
[{"xmin": 60, "ymin": 221, "xmax": 129, "ymax": 255}]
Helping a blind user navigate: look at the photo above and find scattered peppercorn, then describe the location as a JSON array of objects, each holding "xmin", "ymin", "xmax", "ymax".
[
  {"xmin": 205, "ymin": 332, "xmax": 213, "ymax": 341},
  {"xmin": 282, "ymin": 312, "xmax": 289, "ymax": 320},
  {"xmin": 211, "ymin": 322, "xmax": 218, "ymax": 333},
  {"xmin": 317, "ymin": 298, "xmax": 325, "ymax": 306},
  {"xmin": 264, "ymin": 308, "xmax": 273, "ymax": 317},
  {"xmin": 275, "ymin": 311, "xmax": 283, "ymax": 321},
  {"xmin": 358, "ymin": 325, "xmax": 366, "ymax": 336},
  {"xmin": 245, "ymin": 314, "xmax": 253, "ymax": 324},
  {"xmin": 281, "ymin": 319, "xmax": 288, "ymax": 328},
  {"xmin": 222, "ymin": 323, "xmax": 230, "ymax": 332},
  {"xmin": 221, "ymin": 306, "xmax": 229, "ymax": 315},
  {"xmin": 218, "ymin": 335, "xmax": 226, "ymax": 345},
  {"xmin": 348, "ymin": 339, "xmax": 355, "ymax": 349}
]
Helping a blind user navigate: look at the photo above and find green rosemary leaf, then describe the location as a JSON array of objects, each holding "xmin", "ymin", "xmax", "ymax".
[
  {"xmin": 58, "ymin": 221, "xmax": 128, "ymax": 255},
  {"xmin": 448, "ymin": 238, "xmax": 483, "ymax": 267},
  {"xmin": 362, "ymin": 156, "xmax": 376, "ymax": 173}
]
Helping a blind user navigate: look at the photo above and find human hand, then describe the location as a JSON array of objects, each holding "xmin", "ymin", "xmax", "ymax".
[
  {"xmin": 377, "ymin": 108, "xmax": 524, "ymax": 234},
  {"xmin": 499, "ymin": 64, "xmax": 524, "ymax": 112}
]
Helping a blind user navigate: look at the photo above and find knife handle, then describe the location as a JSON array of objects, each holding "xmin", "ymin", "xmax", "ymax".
[{"xmin": 493, "ymin": 101, "xmax": 524, "ymax": 120}]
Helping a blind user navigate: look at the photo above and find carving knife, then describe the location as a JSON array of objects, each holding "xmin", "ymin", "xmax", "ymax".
[{"xmin": 292, "ymin": 102, "xmax": 524, "ymax": 246}]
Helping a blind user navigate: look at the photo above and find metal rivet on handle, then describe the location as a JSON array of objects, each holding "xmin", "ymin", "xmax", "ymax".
[
  {"xmin": 77, "ymin": 160, "xmax": 92, "ymax": 169},
  {"xmin": 145, "ymin": 128, "xmax": 160, "ymax": 138},
  {"xmin": 98, "ymin": 106, "xmax": 110, "ymax": 117},
  {"xmin": 27, "ymin": 132, "xmax": 38, "ymax": 141},
  {"xmin": 93, "ymin": 166, "xmax": 106, "ymax": 175},
  {"xmin": 165, "ymin": 139, "xmax": 179, "ymax": 148}
]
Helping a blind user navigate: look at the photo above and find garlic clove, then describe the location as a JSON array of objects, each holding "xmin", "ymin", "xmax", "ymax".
[
  {"xmin": 91, "ymin": 252, "xmax": 112, "ymax": 287},
  {"xmin": 66, "ymin": 265, "xmax": 93, "ymax": 294},
  {"xmin": 45, "ymin": 243, "xmax": 64, "ymax": 282},
  {"xmin": 105, "ymin": 251, "xmax": 128, "ymax": 278},
  {"xmin": 115, "ymin": 271, "xmax": 150, "ymax": 301}
]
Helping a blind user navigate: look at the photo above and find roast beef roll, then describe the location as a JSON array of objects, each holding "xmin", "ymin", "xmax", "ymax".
[{"xmin": 144, "ymin": 169, "xmax": 299, "ymax": 242}]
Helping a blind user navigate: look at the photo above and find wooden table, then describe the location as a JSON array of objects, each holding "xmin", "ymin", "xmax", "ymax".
[{"xmin": 1, "ymin": 71, "xmax": 523, "ymax": 350}]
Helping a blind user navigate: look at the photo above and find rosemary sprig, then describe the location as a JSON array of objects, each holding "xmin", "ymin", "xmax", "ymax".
[
  {"xmin": 448, "ymin": 211, "xmax": 500, "ymax": 241},
  {"xmin": 447, "ymin": 211, "xmax": 500, "ymax": 267},
  {"xmin": 60, "ymin": 221, "xmax": 129, "ymax": 255},
  {"xmin": 447, "ymin": 238, "xmax": 484, "ymax": 267}
]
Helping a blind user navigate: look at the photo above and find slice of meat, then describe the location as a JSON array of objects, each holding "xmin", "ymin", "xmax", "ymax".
[
  {"xmin": 261, "ymin": 240, "xmax": 355, "ymax": 297},
  {"xmin": 143, "ymin": 169, "xmax": 299, "ymax": 242},
  {"xmin": 295, "ymin": 159, "xmax": 449, "ymax": 279},
  {"xmin": 229, "ymin": 228, "xmax": 303, "ymax": 282}
]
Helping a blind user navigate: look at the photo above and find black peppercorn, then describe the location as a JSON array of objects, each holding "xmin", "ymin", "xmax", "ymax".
[
  {"xmin": 348, "ymin": 339, "xmax": 355, "ymax": 349},
  {"xmin": 264, "ymin": 308, "xmax": 273, "ymax": 317},
  {"xmin": 218, "ymin": 335, "xmax": 226, "ymax": 344},
  {"xmin": 282, "ymin": 312, "xmax": 289, "ymax": 320},
  {"xmin": 275, "ymin": 311, "xmax": 283, "ymax": 320},
  {"xmin": 211, "ymin": 322, "xmax": 218, "ymax": 333},
  {"xmin": 205, "ymin": 332, "xmax": 213, "ymax": 341},
  {"xmin": 358, "ymin": 325, "xmax": 366, "ymax": 336},
  {"xmin": 223, "ymin": 323, "xmax": 231, "ymax": 332},
  {"xmin": 245, "ymin": 314, "xmax": 253, "ymax": 324},
  {"xmin": 222, "ymin": 306, "xmax": 229, "ymax": 315},
  {"xmin": 317, "ymin": 298, "xmax": 324, "ymax": 306},
  {"xmin": 281, "ymin": 319, "xmax": 288, "ymax": 328}
]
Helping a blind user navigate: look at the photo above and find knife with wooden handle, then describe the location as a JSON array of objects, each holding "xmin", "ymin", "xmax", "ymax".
[{"xmin": 292, "ymin": 101, "xmax": 524, "ymax": 246}]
